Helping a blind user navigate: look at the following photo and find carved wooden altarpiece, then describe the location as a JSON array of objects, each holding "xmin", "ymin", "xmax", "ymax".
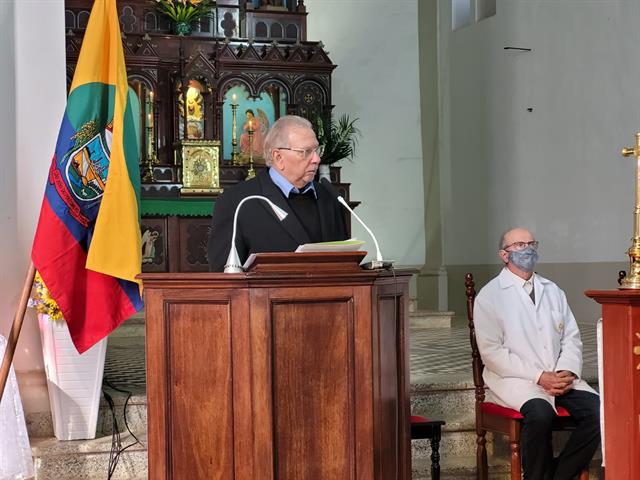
[{"xmin": 64, "ymin": 0, "xmax": 354, "ymax": 272}]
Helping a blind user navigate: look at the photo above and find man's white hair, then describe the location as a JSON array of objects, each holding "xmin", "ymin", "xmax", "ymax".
[{"xmin": 262, "ymin": 115, "xmax": 313, "ymax": 166}]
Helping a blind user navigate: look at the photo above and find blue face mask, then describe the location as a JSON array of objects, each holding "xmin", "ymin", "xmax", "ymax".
[{"xmin": 508, "ymin": 246, "xmax": 539, "ymax": 273}]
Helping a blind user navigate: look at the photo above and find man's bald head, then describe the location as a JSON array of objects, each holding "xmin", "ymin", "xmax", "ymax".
[{"xmin": 499, "ymin": 228, "xmax": 535, "ymax": 251}]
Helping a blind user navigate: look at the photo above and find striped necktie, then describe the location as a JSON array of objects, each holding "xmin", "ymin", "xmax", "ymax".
[{"xmin": 524, "ymin": 280, "xmax": 535, "ymax": 304}]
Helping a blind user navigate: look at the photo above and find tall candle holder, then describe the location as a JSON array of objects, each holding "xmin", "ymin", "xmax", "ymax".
[
  {"xmin": 246, "ymin": 121, "xmax": 256, "ymax": 180},
  {"xmin": 620, "ymin": 132, "xmax": 640, "ymax": 288},
  {"xmin": 143, "ymin": 90, "xmax": 158, "ymax": 182},
  {"xmin": 143, "ymin": 154, "xmax": 159, "ymax": 183},
  {"xmin": 230, "ymin": 94, "xmax": 240, "ymax": 165}
]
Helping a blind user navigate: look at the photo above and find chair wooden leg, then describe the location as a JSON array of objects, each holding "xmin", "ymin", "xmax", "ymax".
[
  {"xmin": 476, "ymin": 429, "xmax": 488, "ymax": 480},
  {"xmin": 510, "ymin": 439, "xmax": 521, "ymax": 480},
  {"xmin": 429, "ymin": 426, "xmax": 442, "ymax": 480},
  {"xmin": 579, "ymin": 468, "xmax": 589, "ymax": 480}
]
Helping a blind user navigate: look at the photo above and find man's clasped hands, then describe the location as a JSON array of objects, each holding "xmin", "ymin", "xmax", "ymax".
[{"xmin": 538, "ymin": 370, "xmax": 577, "ymax": 396}]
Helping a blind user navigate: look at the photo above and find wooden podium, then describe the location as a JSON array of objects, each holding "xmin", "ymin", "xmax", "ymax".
[
  {"xmin": 584, "ymin": 290, "xmax": 640, "ymax": 478},
  {"xmin": 140, "ymin": 252, "xmax": 412, "ymax": 479}
]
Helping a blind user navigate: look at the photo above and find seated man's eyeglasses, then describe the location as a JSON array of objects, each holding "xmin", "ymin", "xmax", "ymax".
[
  {"xmin": 501, "ymin": 240, "xmax": 539, "ymax": 251},
  {"xmin": 277, "ymin": 145, "xmax": 325, "ymax": 159}
]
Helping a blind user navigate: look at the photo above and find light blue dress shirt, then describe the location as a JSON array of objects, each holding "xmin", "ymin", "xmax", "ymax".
[{"xmin": 268, "ymin": 167, "xmax": 317, "ymax": 199}]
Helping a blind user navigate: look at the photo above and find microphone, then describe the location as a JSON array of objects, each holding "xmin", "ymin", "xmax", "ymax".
[
  {"xmin": 320, "ymin": 178, "xmax": 393, "ymax": 270},
  {"xmin": 224, "ymin": 195, "xmax": 288, "ymax": 273}
]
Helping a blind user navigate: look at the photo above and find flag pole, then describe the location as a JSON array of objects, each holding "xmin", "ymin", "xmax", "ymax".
[{"xmin": 0, "ymin": 261, "xmax": 36, "ymax": 403}]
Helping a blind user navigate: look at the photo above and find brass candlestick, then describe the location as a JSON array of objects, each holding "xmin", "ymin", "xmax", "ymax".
[
  {"xmin": 620, "ymin": 132, "xmax": 640, "ymax": 289},
  {"xmin": 143, "ymin": 156, "xmax": 159, "ymax": 182},
  {"xmin": 231, "ymin": 101, "xmax": 240, "ymax": 165},
  {"xmin": 246, "ymin": 123, "xmax": 256, "ymax": 180},
  {"xmin": 143, "ymin": 93, "xmax": 158, "ymax": 182}
]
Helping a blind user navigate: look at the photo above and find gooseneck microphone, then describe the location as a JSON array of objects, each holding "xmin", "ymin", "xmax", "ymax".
[
  {"xmin": 224, "ymin": 195, "xmax": 288, "ymax": 273},
  {"xmin": 320, "ymin": 178, "xmax": 393, "ymax": 270}
]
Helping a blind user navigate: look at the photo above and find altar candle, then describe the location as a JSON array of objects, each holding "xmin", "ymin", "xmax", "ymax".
[
  {"xmin": 249, "ymin": 119, "xmax": 253, "ymax": 131},
  {"xmin": 232, "ymin": 93, "xmax": 237, "ymax": 104}
]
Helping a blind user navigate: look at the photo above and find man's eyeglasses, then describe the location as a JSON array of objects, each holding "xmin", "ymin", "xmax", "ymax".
[
  {"xmin": 501, "ymin": 241, "xmax": 539, "ymax": 251},
  {"xmin": 277, "ymin": 145, "xmax": 324, "ymax": 159}
]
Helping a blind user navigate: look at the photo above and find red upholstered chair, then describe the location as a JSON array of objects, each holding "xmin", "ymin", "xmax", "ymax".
[
  {"xmin": 410, "ymin": 415, "xmax": 445, "ymax": 480},
  {"xmin": 464, "ymin": 273, "xmax": 589, "ymax": 480}
]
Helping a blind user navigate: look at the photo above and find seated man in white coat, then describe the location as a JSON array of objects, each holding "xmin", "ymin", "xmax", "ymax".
[{"xmin": 474, "ymin": 227, "xmax": 600, "ymax": 480}]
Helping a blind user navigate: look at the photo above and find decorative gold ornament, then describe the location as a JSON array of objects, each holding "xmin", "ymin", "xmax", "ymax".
[
  {"xmin": 634, "ymin": 332, "xmax": 640, "ymax": 370},
  {"xmin": 620, "ymin": 133, "xmax": 640, "ymax": 289},
  {"xmin": 176, "ymin": 140, "xmax": 223, "ymax": 195}
]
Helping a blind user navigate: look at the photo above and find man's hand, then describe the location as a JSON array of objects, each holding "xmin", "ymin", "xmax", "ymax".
[
  {"xmin": 537, "ymin": 371, "xmax": 575, "ymax": 396},
  {"xmin": 556, "ymin": 370, "xmax": 576, "ymax": 395}
]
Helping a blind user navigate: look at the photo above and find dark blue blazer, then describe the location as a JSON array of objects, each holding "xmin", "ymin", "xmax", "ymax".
[{"xmin": 207, "ymin": 170, "xmax": 348, "ymax": 271}]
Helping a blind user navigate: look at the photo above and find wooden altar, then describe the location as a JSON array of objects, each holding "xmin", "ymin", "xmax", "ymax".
[
  {"xmin": 584, "ymin": 289, "xmax": 640, "ymax": 478},
  {"xmin": 140, "ymin": 253, "xmax": 412, "ymax": 479}
]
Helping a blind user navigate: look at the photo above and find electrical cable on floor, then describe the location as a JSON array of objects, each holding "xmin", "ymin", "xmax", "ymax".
[{"xmin": 102, "ymin": 377, "xmax": 142, "ymax": 479}]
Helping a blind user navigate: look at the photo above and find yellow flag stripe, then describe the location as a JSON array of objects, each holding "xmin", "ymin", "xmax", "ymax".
[{"xmin": 80, "ymin": 0, "xmax": 141, "ymax": 285}]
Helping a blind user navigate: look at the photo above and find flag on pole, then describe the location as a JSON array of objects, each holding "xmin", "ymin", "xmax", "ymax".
[{"xmin": 31, "ymin": 0, "xmax": 143, "ymax": 353}]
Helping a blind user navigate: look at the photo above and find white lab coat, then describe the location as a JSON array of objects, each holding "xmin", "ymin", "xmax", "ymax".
[{"xmin": 474, "ymin": 268, "xmax": 597, "ymax": 411}]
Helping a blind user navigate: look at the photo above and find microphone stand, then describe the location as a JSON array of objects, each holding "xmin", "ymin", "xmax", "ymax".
[
  {"xmin": 320, "ymin": 178, "xmax": 392, "ymax": 270},
  {"xmin": 224, "ymin": 195, "xmax": 288, "ymax": 273},
  {"xmin": 337, "ymin": 197, "xmax": 393, "ymax": 270}
]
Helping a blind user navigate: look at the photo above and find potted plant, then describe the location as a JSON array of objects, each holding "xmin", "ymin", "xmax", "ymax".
[
  {"xmin": 314, "ymin": 114, "xmax": 361, "ymax": 182},
  {"xmin": 30, "ymin": 272, "xmax": 108, "ymax": 440},
  {"xmin": 154, "ymin": 0, "xmax": 216, "ymax": 36}
]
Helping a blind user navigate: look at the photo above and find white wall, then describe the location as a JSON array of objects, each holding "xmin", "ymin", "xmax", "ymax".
[
  {"xmin": 1, "ymin": 0, "xmax": 66, "ymax": 411},
  {"xmin": 305, "ymin": 0, "xmax": 426, "ymax": 266},
  {"xmin": 441, "ymin": 0, "xmax": 638, "ymax": 266},
  {"xmin": 0, "ymin": 2, "xmax": 19, "ymax": 359}
]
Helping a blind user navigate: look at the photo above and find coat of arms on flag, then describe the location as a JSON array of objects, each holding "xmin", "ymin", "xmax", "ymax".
[{"xmin": 66, "ymin": 125, "xmax": 111, "ymax": 202}]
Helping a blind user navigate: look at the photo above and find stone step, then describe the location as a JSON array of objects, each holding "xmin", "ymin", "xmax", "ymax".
[
  {"xmin": 30, "ymin": 382, "xmax": 603, "ymax": 479},
  {"xmin": 412, "ymin": 455, "xmax": 510, "ymax": 479},
  {"xmin": 412, "ymin": 454, "xmax": 604, "ymax": 479},
  {"xmin": 31, "ymin": 433, "xmax": 147, "ymax": 480},
  {"xmin": 411, "ymin": 376, "xmax": 476, "ymax": 426},
  {"xmin": 410, "ymin": 310, "xmax": 455, "ymax": 328}
]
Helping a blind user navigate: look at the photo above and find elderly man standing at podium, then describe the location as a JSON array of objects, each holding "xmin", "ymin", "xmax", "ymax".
[
  {"xmin": 208, "ymin": 115, "xmax": 347, "ymax": 272},
  {"xmin": 473, "ymin": 227, "xmax": 600, "ymax": 480}
]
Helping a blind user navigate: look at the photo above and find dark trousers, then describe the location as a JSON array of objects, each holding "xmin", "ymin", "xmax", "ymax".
[{"xmin": 520, "ymin": 389, "xmax": 600, "ymax": 480}]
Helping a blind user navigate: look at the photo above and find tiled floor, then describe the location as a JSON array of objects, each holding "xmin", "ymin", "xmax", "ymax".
[
  {"xmin": 103, "ymin": 336, "xmax": 146, "ymax": 393},
  {"xmin": 409, "ymin": 319, "xmax": 599, "ymax": 384},
  {"xmin": 103, "ymin": 317, "xmax": 600, "ymax": 392}
]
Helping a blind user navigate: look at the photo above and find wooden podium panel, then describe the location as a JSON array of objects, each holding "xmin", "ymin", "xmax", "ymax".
[
  {"xmin": 144, "ymin": 287, "xmax": 253, "ymax": 479},
  {"xmin": 141, "ymin": 254, "xmax": 412, "ymax": 480},
  {"xmin": 272, "ymin": 301, "xmax": 352, "ymax": 478},
  {"xmin": 585, "ymin": 290, "xmax": 640, "ymax": 478}
]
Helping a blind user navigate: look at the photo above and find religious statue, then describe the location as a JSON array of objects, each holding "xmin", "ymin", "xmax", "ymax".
[
  {"xmin": 240, "ymin": 108, "xmax": 269, "ymax": 160},
  {"xmin": 141, "ymin": 229, "xmax": 160, "ymax": 264}
]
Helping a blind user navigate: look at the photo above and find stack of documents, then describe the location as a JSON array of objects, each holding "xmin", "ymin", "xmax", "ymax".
[{"xmin": 295, "ymin": 238, "xmax": 365, "ymax": 253}]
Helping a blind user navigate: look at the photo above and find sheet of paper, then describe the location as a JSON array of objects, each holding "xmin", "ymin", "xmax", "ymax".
[{"xmin": 295, "ymin": 238, "xmax": 365, "ymax": 253}]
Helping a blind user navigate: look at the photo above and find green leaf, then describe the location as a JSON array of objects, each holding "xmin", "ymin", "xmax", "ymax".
[{"xmin": 313, "ymin": 114, "xmax": 361, "ymax": 165}]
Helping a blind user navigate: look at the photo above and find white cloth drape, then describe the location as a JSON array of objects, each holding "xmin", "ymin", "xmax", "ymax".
[
  {"xmin": 0, "ymin": 335, "xmax": 35, "ymax": 480},
  {"xmin": 596, "ymin": 318, "xmax": 605, "ymax": 466}
]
